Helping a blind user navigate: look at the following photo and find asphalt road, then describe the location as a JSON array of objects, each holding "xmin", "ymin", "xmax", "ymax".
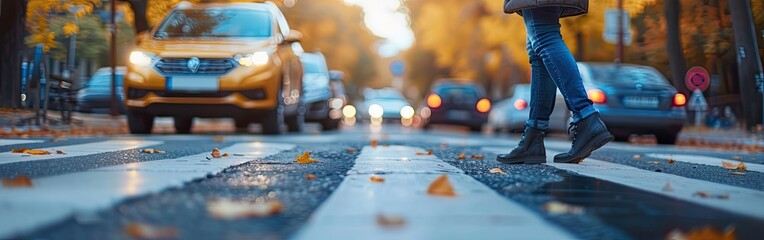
[{"xmin": 1, "ymin": 123, "xmax": 762, "ymax": 240}]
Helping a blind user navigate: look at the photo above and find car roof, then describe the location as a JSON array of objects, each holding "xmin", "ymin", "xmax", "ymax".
[{"xmin": 177, "ymin": 2, "xmax": 272, "ymax": 11}]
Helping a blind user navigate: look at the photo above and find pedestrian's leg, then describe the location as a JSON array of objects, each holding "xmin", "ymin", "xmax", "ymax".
[{"xmin": 523, "ymin": 7, "xmax": 612, "ymax": 163}]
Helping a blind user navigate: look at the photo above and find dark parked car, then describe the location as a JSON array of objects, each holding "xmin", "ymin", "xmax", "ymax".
[
  {"xmin": 76, "ymin": 67, "xmax": 126, "ymax": 113},
  {"xmin": 299, "ymin": 52, "xmax": 338, "ymax": 130},
  {"xmin": 577, "ymin": 62, "xmax": 687, "ymax": 144},
  {"xmin": 321, "ymin": 70, "xmax": 347, "ymax": 130},
  {"xmin": 421, "ymin": 80, "xmax": 491, "ymax": 131}
]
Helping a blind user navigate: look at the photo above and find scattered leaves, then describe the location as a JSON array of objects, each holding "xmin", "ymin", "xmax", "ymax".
[
  {"xmin": 470, "ymin": 154, "xmax": 485, "ymax": 159},
  {"xmin": 346, "ymin": 148, "xmax": 357, "ymax": 153},
  {"xmin": 222, "ymin": 153, "xmax": 229, "ymax": 157},
  {"xmin": 142, "ymin": 148, "xmax": 164, "ymax": 154},
  {"xmin": 296, "ymin": 151, "xmax": 318, "ymax": 164},
  {"xmin": 667, "ymin": 159, "xmax": 676, "ymax": 164},
  {"xmin": 730, "ymin": 172, "xmax": 746, "ymax": 176},
  {"xmin": 55, "ymin": 150, "xmax": 65, "ymax": 155},
  {"xmin": 632, "ymin": 154, "xmax": 642, "ymax": 159},
  {"xmin": 544, "ymin": 201, "xmax": 584, "ymax": 215},
  {"xmin": 211, "ymin": 148, "xmax": 222, "ymax": 158},
  {"xmin": 305, "ymin": 174, "xmax": 316, "ymax": 180},
  {"xmin": 666, "ymin": 225, "xmax": 736, "ymax": 240},
  {"xmin": 124, "ymin": 223, "xmax": 178, "ymax": 239},
  {"xmin": 24, "ymin": 149, "xmax": 50, "ymax": 155},
  {"xmin": 11, "ymin": 147, "xmax": 29, "ymax": 153},
  {"xmin": 662, "ymin": 183, "xmax": 673, "ymax": 192},
  {"xmin": 489, "ymin": 168, "xmax": 507, "ymax": 175},
  {"xmin": 721, "ymin": 161, "xmax": 747, "ymax": 171},
  {"xmin": 370, "ymin": 140, "xmax": 378, "ymax": 148},
  {"xmin": 370, "ymin": 175, "xmax": 385, "ymax": 183},
  {"xmin": 415, "ymin": 149, "xmax": 433, "ymax": 155},
  {"xmin": 427, "ymin": 175, "xmax": 456, "ymax": 197},
  {"xmin": 207, "ymin": 199, "xmax": 283, "ymax": 220},
  {"xmin": 376, "ymin": 214, "xmax": 406, "ymax": 228},
  {"xmin": 2, "ymin": 176, "xmax": 33, "ymax": 188},
  {"xmin": 693, "ymin": 192, "xmax": 730, "ymax": 200},
  {"xmin": 457, "ymin": 153, "xmax": 466, "ymax": 160}
]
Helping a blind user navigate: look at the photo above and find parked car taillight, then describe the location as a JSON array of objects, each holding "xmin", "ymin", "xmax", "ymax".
[
  {"xmin": 476, "ymin": 98, "xmax": 491, "ymax": 113},
  {"xmin": 673, "ymin": 93, "xmax": 687, "ymax": 107},
  {"xmin": 427, "ymin": 94, "xmax": 442, "ymax": 108},
  {"xmin": 587, "ymin": 89, "xmax": 606, "ymax": 104},
  {"xmin": 513, "ymin": 99, "xmax": 528, "ymax": 110}
]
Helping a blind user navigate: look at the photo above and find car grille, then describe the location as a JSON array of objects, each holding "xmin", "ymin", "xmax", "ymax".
[{"xmin": 155, "ymin": 58, "xmax": 236, "ymax": 75}]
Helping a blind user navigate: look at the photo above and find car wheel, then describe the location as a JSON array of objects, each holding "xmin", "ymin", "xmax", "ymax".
[
  {"xmin": 469, "ymin": 125, "xmax": 483, "ymax": 132},
  {"xmin": 174, "ymin": 116, "xmax": 193, "ymax": 134},
  {"xmin": 235, "ymin": 118, "xmax": 250, "ymax": 133},
  {"xmin": 286, "ymin": 103, "xmax": 305, "ymax": 133},
  {"xmin": 321, "ymin": 117, "xmax": 340, "ymax": 131},
  {"xmin": 127, "ymin": 110, "xmax": 154, "ymax": 134},
  {"xmin": 656, "ymin": 131, "xmax": 679, "ymax": 145}
]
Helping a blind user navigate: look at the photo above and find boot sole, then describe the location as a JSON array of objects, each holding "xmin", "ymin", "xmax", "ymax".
[
  {"xmin": 554, "ymin": 131, "xmax": 613, "ymax": 164},
  {"xmin": 497, "ymin": 155, "xmax": 546, "ymax": 164}
]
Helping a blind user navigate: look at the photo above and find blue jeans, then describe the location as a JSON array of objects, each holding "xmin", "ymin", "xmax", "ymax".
[{"xmin": 522, "ymin": 7, "xmax": 596, "ymax": 130}]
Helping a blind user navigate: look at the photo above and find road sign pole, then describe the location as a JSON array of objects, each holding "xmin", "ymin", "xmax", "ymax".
[
  {"xmin": 616, "ymin": 0, "xmax": 624, "ymax": 63},
  {"xmin": 110, "ymin": 0, "xmax": 118, "ymax": 116}
]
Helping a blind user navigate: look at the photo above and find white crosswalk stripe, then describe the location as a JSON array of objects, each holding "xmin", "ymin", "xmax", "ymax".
[
  {"xmin": 0, "ymin": 141, "xmax": 294, "ymax": 238},
  {"xmin": 0, "ymin": 139, "xmax": 45, "ymax": 147},
  {"xmin": 295, "ymin": 145, "xmax": 576, "ymax": 240},
  {"xmin": 647, "ymin": 153, "xmax": 764, "ymax": 173},
  {"xmin": 482, "ymin": 147, "xmax": 764, "ymax": 220},
  {"xmin": 0, "ymin": 140, "xmax": 163, "ymax": 165}
]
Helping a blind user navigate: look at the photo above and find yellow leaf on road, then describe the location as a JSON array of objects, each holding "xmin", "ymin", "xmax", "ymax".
[
  {"xmin": 730, "ymin": 172, "xmax": 746, "ymax": 176},
  {"xmin": 377, "ymin": 213, "xmax": 406, "ymax": 228},
  {"xmin": 370, "ymin": 140, "xmax": 378, "ymax": 148},
  {"xmin": 25, "ymin": 149, "xmax": 50, "ymax": 155},
  {"xmin": 370, "ymin": 175, "xmax": 385, "ymax": 183},
  {"xmin": 544, "ymin": 201, "xmax": 584, "ymax": 215},
  {"xmin": 427, "ymin": 175, "xmax": 456, "ymax": 197},
  {"xmin": 415, "ymin": 149, "xmax": 433, "ymax": 155},
  {"xmin": 207, "ymin": 198, "xmax": 283, "ymax": 220},
  {"xmin": 666, "ymin": 225, "xmax": 736, "ymax": 240},
  {"xmin": 457, "ymin": 153, "xmax": 465, "ymax": 160},
  {"xmin": 2, "ymin": 176, "xmax": 33, "ymax": 188},
  {"xmin": 489, "ymin": 168, "xmax": 507, "ymax": 174},
  {"xmin": 296, "ymin": 151, "xmax": 318, "ymax": 164},
  {"xmin": 11, "ymin": 148, "xmax": 29, "ymax": 153},
  {"xmin": 721, "ymin": 161, "xmax": 747, "ymax": 171},
  {"xmin": 124, "ymin": 223, "xmax": 178, "ymax": 239},
  {"xmin": 306, "ymin": 174, "xmax": 316, "ymax": 180},
  {"xmin": 470, "ymin": 154, "xmax": 485, "ymax": 159},
  {"xmin": 346, "ymin": 148, "xmax": 357, "ymax": 153}
]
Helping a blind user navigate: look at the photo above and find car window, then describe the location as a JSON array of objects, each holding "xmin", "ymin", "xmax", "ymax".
[
  {"xmin": 436, "ymin": 86, "xmax": 480, "ymax": 98},
  {"xmin": 302, "ymin": 61, "xmax": 325, "ymax": 73},
  {"xmin": 589, "ymin": 65, "xmax": 670, "ymax": 85},
  {"xmin": 87, "ymin": 74, "xmax": 124, "ymax": 88},
  {"xmin": 154, "ymin": 9, "xmax": 272, "ymax": 38}
]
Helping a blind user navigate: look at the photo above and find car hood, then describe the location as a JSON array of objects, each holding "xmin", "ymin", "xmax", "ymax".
[{"xmin": 140, "ymin": 39, "xmax": 275, "ymax": 58}]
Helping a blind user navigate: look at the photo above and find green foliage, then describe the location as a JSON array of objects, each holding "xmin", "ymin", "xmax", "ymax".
[{"xmin": 48, "ymin": 14, "xmax": 107, "ymax": 61}]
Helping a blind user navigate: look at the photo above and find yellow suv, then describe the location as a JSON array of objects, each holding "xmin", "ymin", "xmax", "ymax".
[{"xmin": 124, "ymin": 2, "xmax": 304, "ymax": 134}]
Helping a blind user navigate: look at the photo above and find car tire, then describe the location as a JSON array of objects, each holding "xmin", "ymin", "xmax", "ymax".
[
  {"xmin": 656, "ymin": 131, "xmax": 679, "ymax": 145},
  {"xmin": 174, "ymin": 116, "xmax": 193, "ymax": 134},
  {"xmin": 127, "ymin": 110, "xmax": 154, "ymax": 134},
  {"xmin": 286, "ymin": 103, "xmax": 305, "ymax": 133},
  {"xmin": 235, "ymin": 118, "xmax": 250, "ymax": 133},
  {"xmin": 469, "ymin": 125, "xmax": 483, "ymax": 132},
  {"xmin": 321, "ymin": 117, "xmax": 340, "ymax": 131}
]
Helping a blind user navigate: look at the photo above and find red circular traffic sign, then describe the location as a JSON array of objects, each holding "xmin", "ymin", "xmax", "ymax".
[{"xmin": 685, "ymin": 66, "xmax": 710, "ymax": 92}]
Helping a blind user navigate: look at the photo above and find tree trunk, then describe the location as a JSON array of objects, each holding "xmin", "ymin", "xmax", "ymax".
[
  {"xmin": 728, "ymin": 0, "xmax": 764, "ymax": 130},
  {"xmin": 665, "ymin": 0, "xmax": 688, "ymax": 95},
  {"xmin": 0, "ymin": 0, "xmax": 27, "ymax": 108},
  {"xmin": 127, "ymin": 0, "xmax": 149, "ymax": 34}
]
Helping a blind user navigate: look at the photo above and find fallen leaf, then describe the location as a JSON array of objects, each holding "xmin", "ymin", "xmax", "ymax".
[
  {"xmin": 370, "ymin": 140, "xmax": 378, "ymax": 148},
  {"xmin": 489, "ymin": 168, "xmax": 507, "ymax": 174},
  {"xmin": 296, "ymin": 151, "xmax": 318, "ymax": 164},
  {"xmin": 25, "ymin": 149, "xmax": 50, "ymax": 155},
  {"xmin": 648, "ymin": 161, "xmax": 662, "ymax": 164},
  {"xmin": 346, "ymin": 148, "xmax": 357, "ymax": 153},
  {"xmin": 124, "ymin": 223, "xmax": 178, "ymax": 239},
  {"xmin": 376, "ymin": 214, "xmax": 406, "ymax": 228},
  {"xmin": 213, "ymin": 135, "xmax": 224, "ymax": 142},
  {"xmin": 415, "ymin": 149, "xmax": 433, "ymax": 155},
  {"xmin": 427, "ymin": 175, "xmax": 456, "ymax": 197},
  {"xmin": 730, "ymin": 172, "xmax": 746, "ymax": 175},
  {"xmin": 470, "ymin": 154, "xmax": 485, "ymax": 159},
  {"xmin": 544, "ymin": 201, "xmax": 584, "ymax": 215},
  {"xmin": 440, "ymin": 143, "xmax": 448, "ymax": 148},
  {"xmin": 222, "ymin": 153, "xmax": 229, "ymax": 157},
  {"xmin": 721, "ymin": 161, "xmax": 746, "ymax": 171},
  {"xmin": 693, "ymin": 192, "xmax": 730, "ymax": 200},
  {"xmin": 207, "ymin": 198, "xmax": 283, "ymax": 220},
  {"xmin": 2, "ymin": 176, "xmax": 33, "ymax": 188},
  {"xmin": 306, "ymin": 174, "xmax": 316, "ymax": 180},
  {"xmin": 56, "ymin": 150, "xmax": 65, "ymax": 155},
  {"xmin": 142, "ymin": 149, "xmax": 165, "ymax": 154},
  {"xmin": 662, "ymin": 183, "xmax": 673, "ymax": 192},
  {"xmin": 667, "ymin": 159, "xmax": 676, "ymax": 164},
  {"xmin": 632, "ymin": 154, "xmax": 642, "ymax": 159},
  {"xmin": 370, "ymin": 175, "xmax": 385, "ymax": 183},
  {"xmin": 457, "ymin": 153, "xmax": 466, "ymax": 160},
  {"xmin": 211, "ymin": 148, "xmax": 222, "ymax": 158},
  {"xmin": 11, "ymin": 147, "xmax": 29, "ymax": 153},
  {"xmin": 666, "ymin": 225, "xmax": 736, "ymax": 240}
]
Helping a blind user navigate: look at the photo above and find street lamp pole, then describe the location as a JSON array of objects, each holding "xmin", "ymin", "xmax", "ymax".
[
  {"xmin": 616, "ymin": 0, "xmax": 624, "ymax": 63},
  {"xmin": 110, "ymin": 0, "xmax": 118, "ymax": 116}
]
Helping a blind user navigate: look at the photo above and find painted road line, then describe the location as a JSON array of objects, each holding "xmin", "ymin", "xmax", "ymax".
[
  {"xmin": 0, "ymin": 142, "xmax": 294, "ymax": 238},
  {"xmin": 295, "ymin": 146, "xmax": 575, "ymax": 240},
  {"xmin": 481, "ymin": 148, "xmax": 764, "ymax": 220},
  {"xmin": 647, "ymin": 154, "xmax": 764, "ymax": 173},
  {"xmin": 0, "ymin": 139, "xmax": 45, "ymax": 147},
  {"xmin": 0, "ymin": 140, "xmax": 162, "ymax": 165}
]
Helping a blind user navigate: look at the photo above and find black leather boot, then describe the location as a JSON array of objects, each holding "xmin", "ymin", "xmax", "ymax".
[
  {"xmin": 496, "ymin": 127, "xmax": 546, "ymax": 164},
  {"xmin": 554, "ymin": 112, "xmax": 613, "ymax": 163}
]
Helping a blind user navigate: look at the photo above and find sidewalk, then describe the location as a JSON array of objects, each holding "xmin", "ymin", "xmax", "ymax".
[
  {"xmin": 0, "ymin": 108, "xmax": 127, "ymax": 138},
  {"xmin": 675, "ymin": 126, "xmax": 763, "ymax": 152}
]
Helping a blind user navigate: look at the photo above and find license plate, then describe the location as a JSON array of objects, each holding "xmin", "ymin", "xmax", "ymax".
[
  {"xmin": 623, "ymin": 96, "xmax": 659, "ymax": 108},
  {"xmin": 166, "ymin": 76, "xmax": 219, "ymax": 91},
  {"xmin": 447, "ymin": 110, "xmax": 470, "ymax": 120}
]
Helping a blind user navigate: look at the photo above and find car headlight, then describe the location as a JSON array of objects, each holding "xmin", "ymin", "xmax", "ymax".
[
  {"xmin": 369, "ymin": 104, "xmax": 384, "ymax": 118},
  {"xmin": 129, "ymin": 51, "xmax": 157, "ymax": 66},
  {"xmin": 236, "ymin": 51, "xmax": 270, "ymax": 66},
  {"xmin": 400, "ymin": 106, "xmax": 415, "ymax": 119}
]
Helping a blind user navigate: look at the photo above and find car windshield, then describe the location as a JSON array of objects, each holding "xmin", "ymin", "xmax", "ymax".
[
  {"xmin": 589, "ymin": 65, "xmax": 670, "ymax": 85},
  {"xmin": 154, "ymin": 9, "xmax": 272, "ymax": 39},
  {"xmin": 87, "ymin": 74, "xmax": 124, "ymax": 88}
]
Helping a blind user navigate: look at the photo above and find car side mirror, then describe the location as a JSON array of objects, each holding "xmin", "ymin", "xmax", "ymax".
[{"xmin": 284, "ymin": 30, "xmax": 303, "ymax": 43}]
